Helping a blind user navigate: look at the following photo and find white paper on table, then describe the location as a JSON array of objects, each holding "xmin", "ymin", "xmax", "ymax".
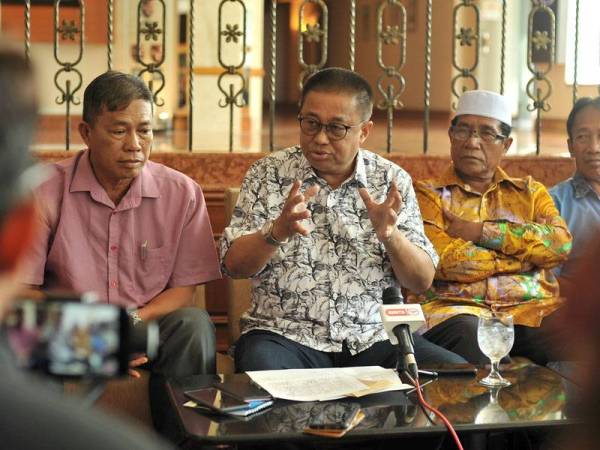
[
  {"xmin": 246, "ymin": 366, "xmax": 412, "ymax": 401},
  {"xmin": 346, "ymin": 366, "xmax": 413, "ymax": 397}
]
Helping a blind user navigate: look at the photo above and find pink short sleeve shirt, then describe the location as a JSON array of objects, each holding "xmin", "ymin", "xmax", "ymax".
[{"xmin": 22, "ymin": 150, "xmax": 221, "ymax": 308}]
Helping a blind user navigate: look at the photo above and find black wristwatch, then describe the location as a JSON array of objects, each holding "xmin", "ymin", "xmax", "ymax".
[{"xmin": 260, "ymin": 220, "xmax": 288, "ymax": 246}]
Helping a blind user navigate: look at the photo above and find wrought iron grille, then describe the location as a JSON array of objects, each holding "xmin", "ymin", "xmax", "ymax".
[
  {"xmin": 298, "ymin": 0, "xmax": 328, "ymax": 91},
  {"xmin": 217, "ymin": 0, "xmax": 247, "ymax": 153},
  {"xmin": 3, "ymin": 0, "xmax": 599, "ymax": 154},
  {"xmin": 135, "ymin": 0, "xmax": 167, "ymax": 107},
  {"xmin": 53, "ymin": 0, "xmax": 84, "ymax": 151},
  {"xmin": 451, "ymin": 0, "xmax": 480, "ymax": 110},
  {"xmin": 526, "ymin": 0, "xmax": 556, "ymax": 155},
  {"xmin": 375, "ymin": 0, "xmax": 407, "ymax": 154}
]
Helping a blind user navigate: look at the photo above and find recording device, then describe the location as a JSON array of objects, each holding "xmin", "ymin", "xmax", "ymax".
[
  {"xmin": 2, "ymin": 299, "xmax": 159, "ymax": 379},
  {"xmin": 379, "ymin": 287, "xmax": 425, "ymax": 380}
]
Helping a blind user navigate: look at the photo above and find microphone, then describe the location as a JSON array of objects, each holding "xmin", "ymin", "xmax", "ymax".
[{"xmin": 379, "ymin": 287, "xmax": 425, "ymax": 380}]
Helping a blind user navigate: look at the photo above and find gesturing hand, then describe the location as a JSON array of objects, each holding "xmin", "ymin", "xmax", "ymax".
[
  {"xmin": 128, "ymin": 354, "xmax": 148, "ymax": 379},
  {"xmin": 443, "ymin": 208, "xmax": 483, "ymax": 243},
  {"xmin": 272, "ymin": 180, "xmax": 320, "ymax": 242},
  {"xmin": 359, "ymin": 181, "xmax": 403, "ymax": 243}
]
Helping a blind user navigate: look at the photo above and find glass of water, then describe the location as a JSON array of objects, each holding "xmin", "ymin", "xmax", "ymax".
[
  {"xmin": 477, "ymin": 311, "xmax": 514, "ymax": 387},
  {"xmin": 474, "ymin": 387, "xmax": 509, "ymax": 424}
]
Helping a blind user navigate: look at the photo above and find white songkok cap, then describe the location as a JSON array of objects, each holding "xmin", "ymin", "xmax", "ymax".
[{"xmin": 455, "ymin": 90, "xmax": 512, "ymax": 127}]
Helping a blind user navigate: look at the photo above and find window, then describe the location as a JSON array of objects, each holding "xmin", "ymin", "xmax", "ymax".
[{"xmin": 564, "ymin": 0, "xmax": 600, "ymax": 85}]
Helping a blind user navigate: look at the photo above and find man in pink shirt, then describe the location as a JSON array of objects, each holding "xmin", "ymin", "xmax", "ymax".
[{"xmin": 21, "ymin": 71, "xmax": 221, "ymax": 438}]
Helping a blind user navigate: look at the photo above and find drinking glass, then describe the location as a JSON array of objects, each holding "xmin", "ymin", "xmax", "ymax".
[
  {"xmin": 477, "ymin": 311, "xmax": 514, "ymax": 387},
  {"xmin": 474, "ymin": 387, "xmax": 509, "ymax": 424}
]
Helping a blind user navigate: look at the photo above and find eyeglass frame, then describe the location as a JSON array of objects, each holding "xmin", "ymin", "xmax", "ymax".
[
  {"xmin": 572, "ymin": 131, "xmax": 600, "ymax": 146},
  {"xmin": 450, "ymin": 125, "xmax": 508, "ymax": 144},
  {"xmin": 297, "ymin": 115, "xmax": 367, "ymax": 141}
]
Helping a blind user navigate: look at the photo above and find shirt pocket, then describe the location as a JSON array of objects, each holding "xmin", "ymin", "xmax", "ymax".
[{"xmin": 135, "ymin": 245, "xmax": 171, "ymax": 297}]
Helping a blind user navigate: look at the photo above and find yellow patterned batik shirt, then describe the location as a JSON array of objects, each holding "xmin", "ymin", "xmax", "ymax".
[{"xmin": 410, "ymin": 166, "xmax": 572, "ymax": 328}]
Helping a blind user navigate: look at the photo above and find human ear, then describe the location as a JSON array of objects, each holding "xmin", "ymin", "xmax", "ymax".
[
  {"xmin": 359, "ymin": 121, "xmax": 373, "ymax": 143},
  {"xmin": 78, "ymin": 121, "xmax": 92, "ymax": 147},
  {"xmin": 567, "ymin": 138, "xmax": 575, "ymax": 157},
  {"xmin": 503, "ymin": 137, "xmax": 513, "ymax": 154}
]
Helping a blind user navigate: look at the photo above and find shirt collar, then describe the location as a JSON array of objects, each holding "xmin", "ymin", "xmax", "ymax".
[
  {"xmin": 297, "ymin": 146, "xmax": 367, "ymax": 189},
  {"xmin": 139, "ymin": 161, "xmax": 160, "ymax": 198},
  {"xmin": 69, "ymin": 149, "xmax": 105, "ymax": 196},
  {"xmin": 571, "ymin": 172, "xmax": 598, "ymax": 199},
  {"xmin": 69, "ymin": 150, "xmax": 159, "ymax": 208},
  {"xmin": 429, "ymin": 165, "xmax": 526, "ymax": 192},
  {"xmin": 354, "ymin": 150, "xmax": 368, "ymax": 188},
  {"xmin": 297, "ymin": 146, "xmax": 317, "ymax": 183}
]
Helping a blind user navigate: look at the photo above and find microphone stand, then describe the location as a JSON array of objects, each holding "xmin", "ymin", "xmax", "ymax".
[{"xmin": 395, "ymin": 350, "xmax": 438, "ymax": 385}]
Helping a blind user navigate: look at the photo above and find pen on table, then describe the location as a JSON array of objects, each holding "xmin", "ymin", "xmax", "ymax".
[{"xmin": 140, "ymin": 240, "xmax": 148, "ymax": 260}]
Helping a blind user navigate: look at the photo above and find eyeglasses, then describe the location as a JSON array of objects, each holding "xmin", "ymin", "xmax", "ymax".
[
  {"xmin": 298, "ymin": 115, "xmax": 364, "ymax": 141},
  {"xmin": 573, "ymin": 132, "xmax": 600, "ymax": 146},
  {"xmin": 450, "ymin": 126, "xmax": 507, "ymax": 144}
]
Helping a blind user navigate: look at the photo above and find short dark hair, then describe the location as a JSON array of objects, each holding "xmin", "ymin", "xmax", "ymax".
[
  {"xmin": 566, "ymin": 96, "xmax": 600, "ymax": 140},
  {"xmin": 0, "ymin": 45, "xmax": 37, "ymax": 220},
  {"xmin": 300, "ymin": 68, "xmax": 373, "ymax": 120},
  {"xmin": 451, "ymin": 116, "xmax": 512, "ymax": 138},
  {"xmin": 83, "ymin": 71, "xmax": 153, "ymax": 124}
]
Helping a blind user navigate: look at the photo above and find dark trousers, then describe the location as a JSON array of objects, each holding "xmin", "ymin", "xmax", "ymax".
[
  {"xmin": 148, "ymin": 307, "xmax": 216, "ymax": 441},
  {"xmin": 234, "ymin": 330, "xmax": 467, "ymax": 372},
  {"xmin": 423, "ymin": 312, "xmax": 568, "ymax": 365}
]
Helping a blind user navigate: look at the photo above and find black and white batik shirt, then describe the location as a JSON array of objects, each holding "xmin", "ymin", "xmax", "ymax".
[{"xmin": 220, "ymin": 146, "xmax": 438, "ymax": 355}]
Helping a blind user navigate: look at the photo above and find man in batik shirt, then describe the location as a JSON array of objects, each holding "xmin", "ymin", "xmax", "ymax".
[
  {"xmin": 220, "ymin": 68, "xmax": 467, "ymax": 371},
  {"xmin": 411, "ymin": 90, "xmax": 572, "ymax": 365}
]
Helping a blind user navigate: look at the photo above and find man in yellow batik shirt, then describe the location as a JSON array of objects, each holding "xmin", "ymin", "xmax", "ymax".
[{"xmin": 411, "ymin": 90, "xmax": 572, "ymax": 365}]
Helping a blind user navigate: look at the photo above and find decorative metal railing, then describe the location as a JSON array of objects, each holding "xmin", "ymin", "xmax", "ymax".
[
  {"xmin": 526, "ymin": 0, "xmax": 556, "ymax": 155},
  {"xmin": 451, "ymin": 0, "xmax": 480, "ymax": 110},
  {"xmin": 135, "ymin": 0, "xmax": 166, "ymax": 107},
  {"xmin": 217, "ymin": 0, "xmax": 247, "ymax": 152},
  {"xmin": 53, "ymin": 0, "xmax": 84, "ymax": 151},
  {"xmin": 1, "ymin": 0, "xmax": 599, "ymax": 154},
  {"xmin": 376, "ymin": 0, "xmax": 407, "ymax": 154},
  {"xmin": 24, "ymin": 0, "xmax": 30, "ymax": 60},
  {"xmin": 187, "ymin": 0, "xmax": 195, "ymax": 151},
  {"xmin": 268, "ymin": 0, "xmax": 277, "ymax": 152},
  {"xmin": 298, "ymin": 0, "xmax": 328, "ymax": 91},
  {"xmin": 107, "ymin": 0, "xmax": 113, "ymax": 71},
  {"xmin": 422, "ymin": 0, "xmax": 432, "ymax": 154},
  {"xmin": 499, "ymin": 0, "xmax": 507, "ymax": 95},
  {"xmin": 571, "ymin": 0, "xmax": 579, "ymax": 104}
]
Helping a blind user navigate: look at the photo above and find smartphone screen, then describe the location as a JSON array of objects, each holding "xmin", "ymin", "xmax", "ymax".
[{"xmin": 3, "ymin": 301, "xmax": 128, "ymax": 378}]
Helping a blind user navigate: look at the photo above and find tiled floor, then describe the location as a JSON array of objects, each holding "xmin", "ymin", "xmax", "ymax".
[{"xmin": 32, "ymin": 106, "xmax": 571, "ymax": 157}]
